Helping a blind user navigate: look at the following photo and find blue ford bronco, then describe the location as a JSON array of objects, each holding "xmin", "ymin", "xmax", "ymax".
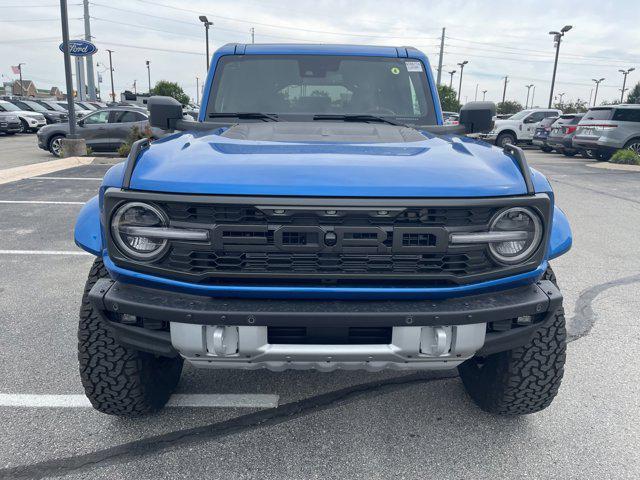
[{"xmin": 74, "ymin": 44, "xmax": 572, "ymax": 416}]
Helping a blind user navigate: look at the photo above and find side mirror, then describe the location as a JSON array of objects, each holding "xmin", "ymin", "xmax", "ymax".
[
  {"xmin": 147, "ymin": 96, "xmax": 184, "ymax": 130},
  {"xmin": 459, "ymin": 101, "xmax": 496, "ymax": 134},
  {"xmin": 77, "ymin": 119, "xmax": 84, "ymax": 127}
]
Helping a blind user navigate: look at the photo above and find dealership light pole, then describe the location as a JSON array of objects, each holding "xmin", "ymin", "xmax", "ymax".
[
  {"xmin": 548, "ymin": 25, "xmax": 572, "ymax": 108},
  {"xmin": 106, "ymin": 49, "xmax": 115, "ymax": 103},
  {"xmin": 619, "ymin": 67, "xmax": 635, "ymax": 103},
  {"xmin": 525, "ymin": 84, "xmax": 534, "ymax": 108},
  {"xmin": 457, "ymin": 60, "xmax": 468, "ymax": 102},
  {"xmin": 501, "ymin": 76, "xmax": 508, "ymax": 103},
  {"xmin": 199, "ymin": 15, "xmax": 213, "ymax": 71},
  {"xmin": 83, "ymin": 0, "xmax": 97, "ymax": 100},
  {"xmin": 531, "ymin": 85, "xmax": 536, "ymax": 107},
  {"xmin": 555, "ymin": 92, "xmax": 565, "ymax": 106},
  {"xmin": 448, "ymin": 70, "xmax": 456, "ymax": 89},
  {"xmin": 592, "ymin": 78, "xmax": 604, "ymax": 106},
  {"xmin": 482, "ymin": 89, "xmax": 487, "ymax": 101},
  {"xmin": 146, "ymin": 60, "xmax": 151, "ymax": 92}
]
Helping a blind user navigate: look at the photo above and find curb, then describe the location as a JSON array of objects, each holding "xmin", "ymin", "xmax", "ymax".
[
  {"xmin": 0, "ymin": 156, "xmax": 96, "ymax": 186},
  {"xmin": 586, "ymin": 162, "xmax": 640, "ymax": 172}
]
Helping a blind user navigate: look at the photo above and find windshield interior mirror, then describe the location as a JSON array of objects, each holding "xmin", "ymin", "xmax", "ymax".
[
  {"xmin": 459, "ymin": 101, "xmax": 496, "ymax": 133},
  {"xmin": 148, "ymin": 96, "xmax": 184, "ymax": 130}
]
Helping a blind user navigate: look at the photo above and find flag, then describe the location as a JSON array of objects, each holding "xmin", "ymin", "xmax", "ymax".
[{"xmin": 11, "ymin": 65, "xmax": 21, "ymax": 75}]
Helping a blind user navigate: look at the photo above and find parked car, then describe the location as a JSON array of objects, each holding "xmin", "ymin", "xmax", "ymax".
[
  {"xmin": 532, "ymin": 117, "xmax": 558, "ymax": 152},
  {"xmin": 546, "ymin": 114, "xmax": 584, "ymax": 157},
  {"xmin": 8, "ymin": 99, "xmax": 68, "ymax": 125},
  {"xmin": 479, "ymin": 108, "xmax": 562, "ymax": 147},
  {"xmin": 572, "ymin": 105, "xmax": 640, "ymax": 161},
  {"xmin": 76, "ymin": 101, "xmax": 98, "ymax": 111},
  {"xmin": 73, "ymin": 43, "xmax": 572, "ymax": 417},
  {"xmin": 0, "ymin": 100, "xmax": 46, "ymax": 132},
  {"xmin": 88, "ymin": 101, "xmax": 108, "ymax": 109},
  {"xmin": 442, "ymin": 111, "xmax": 460, "ymax": 125},
  {"xmin": 37, "ymin": 106, "xmax": 157, "ymax": 157},
  {"xmin": 36, "ymin": 100, "xmax": 90, "ymax": 120},
  {"xmin": 0, "ymin": 111, "xmax": 21, "ymax": 135},
  {"xmin": 54, "ymin": 101, "xmax": 93, "ymax": 119}
]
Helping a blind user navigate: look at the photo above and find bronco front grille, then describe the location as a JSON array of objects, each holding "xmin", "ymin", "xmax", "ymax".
[{"xmin": 104, "ymin": 191, "xmax": 552, "ymax": 287}]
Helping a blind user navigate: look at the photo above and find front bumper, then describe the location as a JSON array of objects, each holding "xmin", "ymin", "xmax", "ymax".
[
  {"xmin": 89, "ymin": 277, "xmax": 562, "ymax": 371},
  {"xmin": 0, "ymin": 122, "xmax": 21, "ymax": 133}
]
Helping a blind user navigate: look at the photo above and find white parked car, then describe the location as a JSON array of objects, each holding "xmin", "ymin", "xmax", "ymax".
[
  {"xmin": 479, "ymin": 108, "xmax": 562, "ymax": 147},
  {"xmin": 0, "ymin": 100, "xmax": 46, "ymax": 133}
]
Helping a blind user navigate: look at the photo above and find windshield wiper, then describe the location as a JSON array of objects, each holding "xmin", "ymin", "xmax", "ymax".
[
  {"xmin": 208, "ymin": 112, "xmax": 279, "ymax": 122},
  {"xmin": 312, "ymin": 114, "xmax": 408, "ymax": 127}
]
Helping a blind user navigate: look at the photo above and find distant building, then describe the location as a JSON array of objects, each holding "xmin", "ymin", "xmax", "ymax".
[
  {"xmin": 12, "ymin": 80, "xmax": 37, "ymax": 97},
  {"xmin": 3, "ymin": 80, "xmax": 64, "ymax": 99}
]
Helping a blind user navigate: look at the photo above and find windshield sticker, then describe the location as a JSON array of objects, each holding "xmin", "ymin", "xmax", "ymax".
[
  {"xmin": 390, "ymin": 67, "xmax": 400, "ymax": 75},
  {"xmin": 405, "ymin": 61, "xmax": 423, "ymax": 72}
]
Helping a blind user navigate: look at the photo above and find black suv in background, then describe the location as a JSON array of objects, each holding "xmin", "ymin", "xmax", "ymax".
[{"xmin": 8, "ymin": 99, "xmax": 68, "ymax": 125}]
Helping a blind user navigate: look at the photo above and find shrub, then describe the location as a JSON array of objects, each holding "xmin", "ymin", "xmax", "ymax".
[
  {"xmin": 610, "ymin": 149, "xmax": 640, "ymax": 165},
  {"xmin": 118, "ymin": 124, "xmax": 153, "ymax": 157}
]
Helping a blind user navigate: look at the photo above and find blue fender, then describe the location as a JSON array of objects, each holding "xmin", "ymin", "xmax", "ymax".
[
  {"xmin": 74, "ymin": 195, "xmax": 102, "ymax": 256},
  {"xmin": 548, "ymin": 205, "xmax": 572, "ymax": 260}
]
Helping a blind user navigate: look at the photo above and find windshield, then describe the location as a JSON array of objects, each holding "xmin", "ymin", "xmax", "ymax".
[
  {"xmin": 42, "ymin": 101, "xmax": 66, "ymax": 112},
  {"xmin": 507, "ymin": 110, "xmax": 532, "ymax": 120},
  {"xmin": 21, "ymin": 101, "xmax": 48, "ymax": 112},
  {"xmin": 0, "ymin": 101, "xmax": 21, "ymax": 112},
  {"xmin": 207, "ymin": 55, "xmax": 436, "ymax": 124}
]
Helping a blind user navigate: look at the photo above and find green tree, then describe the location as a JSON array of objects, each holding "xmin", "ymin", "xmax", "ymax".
[
  {"xmin": 437, "ymin": 84, "xmax": 461, "ymax": 112},
  {"xmin": 627, "ymin": 82, "xmax": 640, "ymax": 104},
  {"xmin": 553, "ymin": 99, "xmax": 588, "ymax": 113},
  {"xmin": 496, "ymin": 100, "xmax": 523, "ymax": 115},
  {"xmin": 150, "ymin": 80, "xmax": 190, "ymax": 105}
]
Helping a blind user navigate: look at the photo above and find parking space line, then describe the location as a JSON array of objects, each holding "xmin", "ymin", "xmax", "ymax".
[
  {"xmin": 0, "ymin": 156, "xmax": 95, "ymax": 185},
  {"xmin": 0, "ymin": 250, "xmax": 90, "ymax": 256},
  {"xmin": 31, "ymin": 177, "xmax": 103, "ymax": 181},
  {"xmin": 0, "ymin": 393, "xmax": 279, "ymax": 409},
  {"xmin": 0, "ymin": 200, "xmax": 85, "ymax": 205}
]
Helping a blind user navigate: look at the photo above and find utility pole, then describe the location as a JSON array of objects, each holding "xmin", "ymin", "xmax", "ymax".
[
  {"xmin": 548, "ymin": 25, "xmax": 572, "ymax": 108},
  {"xmin": 502, "ymin": 76, "xmax": 508, "ymax": 103},
  {"xmin": 146, "ymin": 60, "xmax": 151, "ymax": 92},
  {"xmin": 196, "ymin": 76, "xmax": 199, "ymax": 105},
  {"xmin": 531, "ymin": 85, "xmax": 536, "ymax": 107},
  {"xmin": 250, "ymin": 27, "xmax": 255, "ymax": 44},
  {"xmin": 106, "ymin": 49, "xmax": 115, "ymax": 103},
  {"xmin": 17, "ymin": 63, "xmax": 25, "ymax": 96},
  {"xmin": 482, "ymin": 90, "xmax": 487, "ymax": 101},
  {"xmin": 199, "ymin": 16, "xmax": 213, "ymax": 71},
  {"xmin": 619, "ymin": 68, "xmax": 635, "ymax": 103},
  {"xmin": 525, "ymin": 84, "xmax": 534, "ymax": 109},
  {"xmin": 436, "ymin": 27, "xmax": 445, "ymax": 85},
  {"xmin": 59, "ymin": 0, "xmax": 82, "ymax": 155},
  {"xmin": 83, "ymin": 0, "xmax": 97, "ymax": 100},
  {"xmin": 474, "ymin": 83, "xmax": 478, "ymax": 101},
  {"xmin": 592, "ymin": 78, "xmax": 604, "ymax": 106},
  {"xmin": 448, "ymin": 70, "xmax": 456, "ymax": 89},
  {"xmin": 457, "ymin": 60, "xmax": 468, "ymax": 102}
]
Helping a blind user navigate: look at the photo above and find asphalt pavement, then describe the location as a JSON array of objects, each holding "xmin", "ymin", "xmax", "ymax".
[{"xmin": 0, "ymin": 134, "xmax": 639, "ymax": 479}]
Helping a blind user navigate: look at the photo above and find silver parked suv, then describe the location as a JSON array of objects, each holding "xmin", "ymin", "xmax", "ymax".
[{"xmin": 572, "ymin": 105, "xmax": 640, "ymax": 161}]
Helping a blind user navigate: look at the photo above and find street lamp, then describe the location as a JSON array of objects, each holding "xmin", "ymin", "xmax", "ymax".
[
  {"xmin": 482, "ymin": 89, "xmax": 487, "ymax": 101},
  {"xmin": 146, "ymin": 60, "xmax": 151, "ymax": 92},
  {"xmin": 555, "ymin": 92, "xmax": 566, "ymax": 105},
  {"xmin": 548, "ymin": 25, "xmax": 572, "ymax": 108},
  {"xmin": 592, "ymin": 78, "xmax": 605, "ymax": 106},
  {"xmin": 619, "ymin": 67, "xmax": 635, "ymax": 103},
  {"xmin": 106, "ymin": 49, "xmax": 115, "ymax": 103},
  {"xmin": 199, "ymin": 15, "xmax": 213, "ymax": 71},
  {"xmin": 448, "ymin": 70, "xmax": 456, "ymax": 89},
  {"xmin": 525, "ymin": 84, "xmax": 534, "ymax": 108},
  {"xmin": 457, "ymin": 60, "xmax": 468, "ymax": 102}
]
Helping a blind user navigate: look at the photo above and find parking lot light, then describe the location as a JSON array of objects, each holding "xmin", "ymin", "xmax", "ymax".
[
  {"xmin": 592, "ymin": 78, "xmax": 605, "ymax": 106},
  {"xmin": 448, "ymin": 70, "xmax": 456, "ymax": 89},
  {"xmin": 199, "ymin": 15, "xmax": 213, "ymax": 71},
  {"xmin": 619, "ymin": 68, "xmax": 635, "ymax": 103},
  {"xmin": 548, "ymin": 25, "xmax": 572, "ymax": 108},
  {"xmin": 525, "ymin": 84, "xmax": 534, "ymax": 108},
  {"xmin": 457, "ymin": 60, "xmax": 468, "ymax": 102}
]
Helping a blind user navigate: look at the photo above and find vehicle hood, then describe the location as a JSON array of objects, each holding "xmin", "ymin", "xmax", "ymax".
[{"xmin": 128, "ymin": 122, "xmax": 530, "ymax": 197}]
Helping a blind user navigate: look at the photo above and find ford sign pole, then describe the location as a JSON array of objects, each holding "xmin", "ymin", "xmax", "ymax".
[{"xmin": 59, "ymin": 0, "xmax": 86, "ymax": 156}]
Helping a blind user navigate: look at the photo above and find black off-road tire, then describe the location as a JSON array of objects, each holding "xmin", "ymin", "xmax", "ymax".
[
  {"xmin": 78, "ymin": 258, "xmax": 183, "ymax": 416},
  {"xmin": 459, "ymin": 268, "xmax": 566, "ymax": 415},
  {"xmin": 540, "ymin": 146, "xmax": 553, "ymax": 153}
]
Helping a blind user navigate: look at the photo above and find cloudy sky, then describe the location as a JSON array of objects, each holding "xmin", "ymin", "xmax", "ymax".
[{"xmin": 1, "ymin": 0, "xmax": 638, "ymax": 106}]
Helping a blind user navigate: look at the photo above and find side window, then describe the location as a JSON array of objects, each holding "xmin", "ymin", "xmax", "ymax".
[
  {"xmin": 114, "ymin": 111, "xmax": 147, "ymax": 123},
  {"xmin": 612, "ymin": 109, "xmax": 640, "ymax": 123},
  {"xmin": 525, "ymin": 112, "xmax": 546, "ymax": 123},
  {"xmin": 82, "ymin": 111, "xmax": 110, "ymax": 125},
  {"xmin": 544, "ymin": 112, "xmax": 559, "ymax": 118}
]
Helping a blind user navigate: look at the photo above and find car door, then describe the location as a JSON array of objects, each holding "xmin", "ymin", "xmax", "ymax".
[
  {"xmin": 112, "ymin": 110, "xmax": 150, "ymax": 149},
  {"xmin": 77, "ymin": 110, "xmax": 111, "ymax": 151}
]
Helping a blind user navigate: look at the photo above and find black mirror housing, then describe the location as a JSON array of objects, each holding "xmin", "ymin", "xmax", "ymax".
[
  {"xmin": 459, "ymin": 101, "xmax": 496, "ymax": 133},
  {"xmin": 148, "ymin": 96, "xmax": 184, "ymax": 130}
]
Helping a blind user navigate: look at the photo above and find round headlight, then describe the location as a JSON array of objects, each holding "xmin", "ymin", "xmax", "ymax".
[
  {"xmin": 111, "ymin": 202, "xmax": 168, "ymax": 260},
  {"xmin": 488, "ymin": 207, "xmax": 542, "ymax": 265}
]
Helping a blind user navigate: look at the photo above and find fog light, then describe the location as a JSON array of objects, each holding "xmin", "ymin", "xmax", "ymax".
[{"xmin": 206, "ymin": 326, "xmax": 239, "ymax": 356}]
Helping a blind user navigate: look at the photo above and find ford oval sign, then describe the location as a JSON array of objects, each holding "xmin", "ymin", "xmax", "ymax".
[{"xmin": 59, "ymin": 40, "xmax": 98, "ymax": 57}]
